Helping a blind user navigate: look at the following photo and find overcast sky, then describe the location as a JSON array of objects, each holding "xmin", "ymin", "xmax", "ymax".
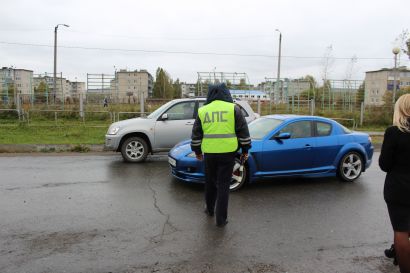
[{"xmin": 0, "ymin": 0, "xmax": 409, "ymax": 85}]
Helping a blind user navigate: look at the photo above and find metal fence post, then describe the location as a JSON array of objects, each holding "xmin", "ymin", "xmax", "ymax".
[
  {"xmin": 16, "ymin": 93, "xmax": 21, "ymax": 121},
  {"xmin": 360, "ymin": 102, "xmax": 364, "ymax": 127},
  {"xmin": 79, "ymin": 93, "xmax": 84, "ymax": 119},
  {"xmin": 257, "ymin": 99, "xmax": 261, "ymax": 115},
  {"xmin": 310, "ymin": 99, "xmax": 315, "ymax": 115}
]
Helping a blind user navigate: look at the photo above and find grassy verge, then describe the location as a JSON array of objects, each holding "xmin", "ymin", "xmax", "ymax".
[
  {"xmin": 0, "ymin": 124, "xmax": 107, "ymax": 144},
  {"xmin": 0, "ymin": 124, "xmax": 384, "ymax": 145}
]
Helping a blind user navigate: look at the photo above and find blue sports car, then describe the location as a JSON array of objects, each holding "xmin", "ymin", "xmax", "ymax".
[{"xmin": 168, "ymin": 115, "xmax": 374, "ymax": 191}]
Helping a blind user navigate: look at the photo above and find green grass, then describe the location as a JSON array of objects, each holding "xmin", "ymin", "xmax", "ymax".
[
  {"xmin": 0, "ymin": 102, "xmax": 389, "ymax": 146},
  {"xmin": 0, "ymin": 124, "xmax": 107, "ymax": 144}
]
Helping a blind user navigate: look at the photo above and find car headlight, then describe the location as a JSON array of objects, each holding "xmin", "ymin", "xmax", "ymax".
[
  {"xmin": 108, "ymin": 126, "xmax": 120, "ymax": 135},
  {"xmin": 187, "ymin": 152, "xmax": 196, "ymax": 158}
]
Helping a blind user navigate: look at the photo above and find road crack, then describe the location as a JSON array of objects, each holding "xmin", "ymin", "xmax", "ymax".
[{"xmin": 146, "ymin": 168, "xmax": 179, "ymax": 245}]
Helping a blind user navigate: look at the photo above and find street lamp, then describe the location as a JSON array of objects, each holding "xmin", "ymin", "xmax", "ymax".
[
  {"xmin": 392, "ymin": 47, "xmax": 400, "ymax": 104},
  {"xmin": 53, "ymin": 24, "xmax": 69, "ymax": 104},
  {"xmin": 269, "ymin": 29, "xmax": 282, "ymax": 113}
]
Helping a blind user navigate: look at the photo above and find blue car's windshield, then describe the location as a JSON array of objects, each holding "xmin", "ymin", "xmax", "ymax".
[{"xmin": 249, "ymin": 118, "xmax": 283, "ymax": 139}]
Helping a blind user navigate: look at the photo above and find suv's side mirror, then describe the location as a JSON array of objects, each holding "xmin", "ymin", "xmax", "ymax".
[
  {"xmin": 274, "ymin": 132, "xmax": 291, "ymax": 140},
  {"xmin": 161, "ymin": 113, "xmax": 168, "ymax": 120}
]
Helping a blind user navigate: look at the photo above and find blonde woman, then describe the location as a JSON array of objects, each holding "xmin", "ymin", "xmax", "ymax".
[{"xmin": 379, "ymin": 94, "xmax": 410, "ymax": 273}]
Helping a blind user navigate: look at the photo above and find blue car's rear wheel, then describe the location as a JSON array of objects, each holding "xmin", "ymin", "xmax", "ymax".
[
  {"xmin": 230, "ymin": 158, "xmax": 247, "ymax": 191},
  {"xmin": 338, "ymin": 151, "xmax": 363, "ymax": 182}
]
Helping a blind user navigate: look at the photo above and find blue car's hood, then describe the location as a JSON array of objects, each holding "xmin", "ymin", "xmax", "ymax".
[{"xmin": 169, "ymin": 140, "xmax": 192, "ymax": 159}]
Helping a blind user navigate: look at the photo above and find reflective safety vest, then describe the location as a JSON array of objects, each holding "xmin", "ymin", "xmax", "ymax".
[{"xmin": 198, "ymin": 100, "xmax": 238, "ymax": 153}]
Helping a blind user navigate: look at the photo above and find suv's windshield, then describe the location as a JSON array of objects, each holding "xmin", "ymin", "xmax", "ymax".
[
  {"xmin": 147, "ymin": 101, "xmax": 175, "ymax": 119},
  {"xmin": 249, "ymin": 118, "xmax": 283, "ymax": 139}
]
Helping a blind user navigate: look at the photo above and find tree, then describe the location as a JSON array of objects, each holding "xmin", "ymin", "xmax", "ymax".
[
  {"xmin": 173, "ymin": 78, "xmax": 182, "ymax": 98},
  {"xmin": 321, "ymin": 45, "xmax": 334, "ymax": 83},
  {"xmin": 226, "ymin": 80, "xmax": 232, "ymax": 89},
  {"xmin": 383, "ymin": 89, "xmax": 410, "ymax": 105},
  {"xmin": 394, "ymin": 29, "xmax": 409, "ymax": 62},
  {"xmin": 153, "ymin": 67, "xmax": 175, "ymax": 99},
  {"xmin": 238, "ymin": 78, "xmax": 247, "ymax": 90},
  {"xmin": 303, "ymin": 75, "xmax": 317, "ymax": 90},
  {"xmin": 299, "ymin": 75, "xmax": 319, "ymax": 101},
  {"xmin": 5, "ymin": 83, "xmax": 16, "ymax": 107},
  {"xmin": 356, "ymin": 81, "xmax": 365, "ymax": 104},
  {"xmin": 126, "ymin": 92, "xmax": 134, "ymax": 104},
  {"xmin": 34, "ymin": 81, "xmax": 48, "ymax": 102}
]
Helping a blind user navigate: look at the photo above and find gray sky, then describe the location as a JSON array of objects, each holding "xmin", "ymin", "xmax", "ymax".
[{"xmin": 0, "ymin": 0, "xmax": 409, "ymax": 85}]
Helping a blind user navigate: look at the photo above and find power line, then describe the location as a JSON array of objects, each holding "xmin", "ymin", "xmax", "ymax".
[
  {"xmin": 0, "ymin": 41, "xmax": 393, "ymax": 60},
  {"xmin": 0, "ymin": 28, "xmax": 273, "ymax": 40}
]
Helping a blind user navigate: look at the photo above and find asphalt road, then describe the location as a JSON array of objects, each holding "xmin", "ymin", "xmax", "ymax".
[{"xmin": 0, "ymin": 152, "xmax": 398, "ymax": 273}]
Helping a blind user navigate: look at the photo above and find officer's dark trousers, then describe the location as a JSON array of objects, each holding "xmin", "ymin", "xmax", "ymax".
[{"xmin": 204, "ymin": 152, "xmax": 236, "ymax": 225}]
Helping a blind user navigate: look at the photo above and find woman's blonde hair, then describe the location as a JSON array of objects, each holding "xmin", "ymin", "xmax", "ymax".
[{"xmin": 393, "ymin": 94, "xmax": 410, "ymax": 132}]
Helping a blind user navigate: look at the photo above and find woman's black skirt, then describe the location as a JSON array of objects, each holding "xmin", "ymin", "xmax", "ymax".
[{"xmin": 387, "ymin": 202, "xmax": 410, "ymax": 231}]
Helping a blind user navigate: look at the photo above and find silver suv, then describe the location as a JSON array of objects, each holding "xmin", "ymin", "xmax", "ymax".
[{"xmin": 105, "ymin": 98, "xmax": 258, "ymax": 162}]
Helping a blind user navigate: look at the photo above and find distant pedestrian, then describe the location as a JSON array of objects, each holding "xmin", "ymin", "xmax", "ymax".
[
  {"xmin": 103, "ymin": 97, "xmax": 108, "ymax": 107},
  {"xmin": 191, "ymin": 83, "xmax": 251, "ymax": 227},
  {"xmin": 379, "ymin": 94, "xmax": 410, "ymax": 272}
]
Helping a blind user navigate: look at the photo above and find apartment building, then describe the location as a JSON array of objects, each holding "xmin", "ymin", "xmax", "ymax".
[
  {"xmin": 364, "ymin": 67, "xmax": 410, "ymax": 105},
  {"xmin": 70, "ymin": 81, "xmax": 86, "ymax": 99},
  {"xmin": 33, "ymin": 75, "xmax": 86, "ymax": 101},
  {"xmin": 0, "ymin": 67, "xmax": 33, "ymax": 104},
  {"xmin": 33, "ymin": 75, "xmax": 69, "ymax": 102},
  {"xmin": 115, "ymin": 69, "xmax": 153, "ymax": 103},
  {"xmin": 260, "ymin": 78, "xmax": 311, "ymax": 102},
  {"xmin": 230, "ymin": 89, "xmax": 269, "ymax": 101},
  {"xmin": 181, "ymin": 83, "xmax": 197, "ymax": 97}
]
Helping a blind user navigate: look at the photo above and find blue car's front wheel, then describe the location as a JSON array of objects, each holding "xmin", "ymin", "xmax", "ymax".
[
  {"xmin": 337, "ymin": 151, "xmax": 363, "ymax": 182},
  {"xmin": 230, "ymin": 158, "xmax": 247, "ymax": 191}
]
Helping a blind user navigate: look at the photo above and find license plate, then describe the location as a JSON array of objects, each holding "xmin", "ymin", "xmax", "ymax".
[{"xmin": 168, "ymin": 157, "xmax": 176, "ymax": 167}]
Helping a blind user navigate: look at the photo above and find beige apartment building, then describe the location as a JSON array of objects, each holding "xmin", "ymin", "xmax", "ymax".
[
  {"xmin": 70, "ymin": 81, "xmax": 86, "ymax": 99},
  {"xmin": 364, "ymin": 67, "xmax": 410, "ymax": 105},
  {"xmin": 181, "ymin": 83, "xmax": 197, "ymax": 97},
  {"xmin": 114, "ymin": 69, "xmax": 153, "ymax": 103},
  {"xmin": 33, "ymin": 76, "xmax": 86, "ymax": 102},
  {"xmin": 0, "ymin": 67, "xmax": 33, "ymax": 104}
]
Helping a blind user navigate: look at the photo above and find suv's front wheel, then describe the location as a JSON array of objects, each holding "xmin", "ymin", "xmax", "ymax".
[{"xmin": 121, "ymin": 137, "xmax": 149, "ymax": 163}]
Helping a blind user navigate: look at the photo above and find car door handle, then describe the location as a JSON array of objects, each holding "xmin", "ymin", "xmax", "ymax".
[
  {"xmin": 185, "ymin": 122, "xmax": 194, "ymax": 125},
  {"xmin": 305, "ymin": 144, "xmax": 312, "ymax": 149}
]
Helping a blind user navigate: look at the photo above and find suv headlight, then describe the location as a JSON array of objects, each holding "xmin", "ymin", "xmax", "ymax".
[{"xmin": 108, "ymin": 126, "xmax": 120, "ymax": 135}]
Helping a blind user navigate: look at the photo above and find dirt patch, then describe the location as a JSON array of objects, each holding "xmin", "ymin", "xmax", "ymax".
[
  {"xmin": 27, "ymin": 230, "xmax": 99, "ymax": 253},
  {"xmin": 352, "ymin": 255, "xmax": 398, "ymax": 273},
  {"xmin": 120, "ymin": 261, "xmax": 286, "ymax": 273}
]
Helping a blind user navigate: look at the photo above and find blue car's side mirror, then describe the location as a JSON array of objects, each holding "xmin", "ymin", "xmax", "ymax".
[{"xmin": 274, "ymin": 132, "xmax": 291, "ymax": 140}]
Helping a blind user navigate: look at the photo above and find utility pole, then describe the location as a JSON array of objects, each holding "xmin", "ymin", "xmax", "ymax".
[
  {"xmin": 392, "ymin": 47, "xmax": 400, "ymax": 104},
  {"xmin": 53, "ymin": 24, "xmax": 69, "ymax": 104},
  {"xmin": 276, "ymin": 30, "xmax": 282, "ymax": 103}
]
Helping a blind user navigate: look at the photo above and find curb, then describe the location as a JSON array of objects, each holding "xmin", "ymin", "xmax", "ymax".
[{"xmin": 0, "ymin": 144, "xmax": 106, "ymax": 153}]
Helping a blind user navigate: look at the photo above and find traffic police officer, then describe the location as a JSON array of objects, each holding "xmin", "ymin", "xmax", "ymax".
[{"xmin": 191, "ymin": 83, "xmax": 251, "ymax": 227}]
